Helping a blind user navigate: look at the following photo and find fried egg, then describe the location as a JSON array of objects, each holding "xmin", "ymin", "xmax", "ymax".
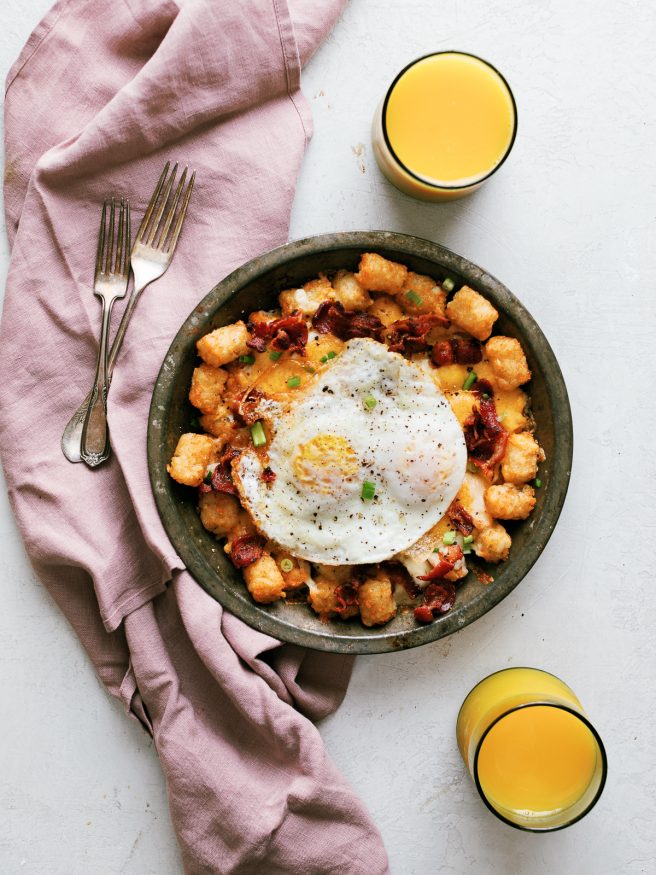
[{"xmin": 233, "ymin": 338, "xmax": 466, "ymax": 564}]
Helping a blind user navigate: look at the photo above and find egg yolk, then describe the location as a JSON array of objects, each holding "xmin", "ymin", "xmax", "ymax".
[{"xmin": 293, "ymin": 434, "xmax": 359, "ymax": 497}]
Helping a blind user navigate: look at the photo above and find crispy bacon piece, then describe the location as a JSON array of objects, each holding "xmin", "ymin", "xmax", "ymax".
[
  {"xmin": 262, "ymin": 466, "xmax": 276, "ymax": 483},
  {"xmin": 230, "ymin": 534, "xmax": 265, "ymax": 569},
  {"xmin": 414, "ymin": 581, "xmax": 457, "ymax": 623},
  {"xmin": 334, "ymin": 582, "xmax": 360, "ymax": 616},
  {"xmin": 470, "ymin": 378, "xmax": 494, "ymax": 397},
  {"xmin": 231, "ymin": 387, "xmax": 265, "ymax": 425},
  {"xmin": 448, "ymin": 502, "xmax": 474, "ymax": 536},
  {"xmin": 417, "ymin": 544, "xmax": 463, "ymax": 582},
  {"xmin": 312, "ymin": 300, "xmax": 383, "ymax": 340},
  {"xmin": 198, "ymin": 445, "xmax": 241, "ymax": 496},
  {"xmin": 431, "ymin": 340, "xmax": 455, "ymax": 366},
  {"xmin": 385, "ymin": 314, "xmax": 448, "ymax": 354},
  {"xmin": 463, "ymin": 397, "xmax": 509, "ymax": 479},
  {"xmin": 247, "ymin": 312, "xmax": 308, "ymax": 353},
  {"xmin": 431, "ymin": 336, "xmax": 482, "ymax": 367}
]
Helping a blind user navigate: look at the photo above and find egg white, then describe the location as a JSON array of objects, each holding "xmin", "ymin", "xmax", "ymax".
[{"xmin": 233, "ymin": 338, "xmax": 466, "ymax": 564}]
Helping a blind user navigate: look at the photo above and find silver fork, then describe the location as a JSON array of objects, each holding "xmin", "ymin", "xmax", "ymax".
[
  {"xmin": 62, "ymin": 162, "xmax": 196, "ymax": 465},
  {"xmin": 79, "ymin": 199, "xmax": 131, "ymax": 467}
]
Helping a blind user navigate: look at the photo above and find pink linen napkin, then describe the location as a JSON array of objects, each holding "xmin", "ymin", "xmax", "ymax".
[{"xmin": 0, "ymin": 1, "xmax": 390, "ymax": 872}]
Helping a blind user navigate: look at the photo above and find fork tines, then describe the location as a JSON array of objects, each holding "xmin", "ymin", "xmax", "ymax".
[
  {"xmin": 136, "ymin": 161, "xmax": 195, "ymax": 255},
  {"xmin": 96, "ymin": 198, "xmax": 131, "ymax": 279}
]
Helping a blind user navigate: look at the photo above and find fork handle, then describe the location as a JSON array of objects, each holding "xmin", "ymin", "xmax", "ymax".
[{"xmin": 81, "ymin": 299, "xmax": 113, "ymax": 467}]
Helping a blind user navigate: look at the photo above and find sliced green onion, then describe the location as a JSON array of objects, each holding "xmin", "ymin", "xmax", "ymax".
[
  {"xmin": 466, "ymin": 461, "xmax": 478, "ymax": 474},
  {"xmin": 320, "ymin": 350, "xmax": 337, "ymax": 364},
  {"xmin": 203, "ymin": 469, "xmax": 213, "ymax": 485},
  {"xmin": 361, "ymin": 480, "xmax": 376, "ymax": 501},
  {"xmin": 462, "ymin": 370, "xmax": 477, "ymax": 391},
  {"xmin": 287, "ymin": 376, "xmax": 301, "ymax": 388},
  {"xmin": 442, "ymin": 530, "xmax": 456, "ymax": 546},
  {"xmin": 304, "ymin": 365, "xmax": 316, "ymax": 374},
  {"xmin": 442, "ymin": 277, "xmax": 456, "ymax": 292},
  {"xmin": 250, "ymin": 421, "xmax": 266, "ymax": 447},
  {"xmin": 363, "ymin": 394, "xmax": 377, "ymax": 410},
  {"xmin": 280, "ymin": 558, "xmax": 294, "ymax": 573},
  {"xmin": 482, "ymin": 393, "xmax": 490, "ymax": 400},
  {"xmin": 406, "ymin": 290, "xmax": 422, "ymax": 306},
  {"xmin": 239, "ymin": 354, "xmax": 255, "ymax": 365},
  {"xmin": 463, "ymin": 534, "xmax": 474, "ymax": 545},
  {"xmin": 535, "ymin": 478, "xmax": 542, "ymax": 488},
  {"xmin": 269, "ymin": 350, "xmax": 282, "ymax": 361},
  {"xmin": 463, "ymin": 544, "xmax": 472, "ymax": 555}
]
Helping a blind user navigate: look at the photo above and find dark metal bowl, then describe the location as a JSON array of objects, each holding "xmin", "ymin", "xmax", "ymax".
[{"xmin": 148, "ymin": 231, "xmax": 572, "ymax": 654}]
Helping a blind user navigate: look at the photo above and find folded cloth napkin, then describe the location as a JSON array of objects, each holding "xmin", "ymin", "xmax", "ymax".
[{"xmin": 0, "ymin": 1, "xmax": 390, "ymax": 872}]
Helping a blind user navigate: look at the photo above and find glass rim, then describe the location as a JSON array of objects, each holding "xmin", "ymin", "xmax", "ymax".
[
  {"xmin": 381, "ymin": 50, "xmax": 518, "ymax": 191},
  {"xmin": 472, "ymin": 701, "xmax": 608, "ymax": 833},
  {"xmin": 456, "ymin": 666, "xmax": 568, "ymax": 729}
]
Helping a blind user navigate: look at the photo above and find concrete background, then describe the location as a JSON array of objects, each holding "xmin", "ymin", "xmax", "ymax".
[{"xmin": 1, "ymin": 1, "xmax": 655, "ymax": 872}]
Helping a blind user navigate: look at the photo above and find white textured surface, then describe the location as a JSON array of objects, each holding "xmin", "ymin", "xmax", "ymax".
[{"xmin": 1, "ymin": 1, "xmax": 655, "ymax": 873}]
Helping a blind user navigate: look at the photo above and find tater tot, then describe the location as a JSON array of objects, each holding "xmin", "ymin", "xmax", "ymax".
[
  {"xmin": 485, "ymin": 336, "xmax": 531, "ymax": 391},
  {"xmin": 198, "ymin": 404, "xmax": 234, "ymax": 442},
  {"xmin": 197, "ymin": 321, "xmax": 250, "ymax": 367},
  {"xmin": 271, "ymin": 551, "xmax": 312, "ymax": 591},
  {"xmin": 332, "ymin": 270, "xmax": 371, "ymax": 310},
  {"xmin": 501, "ymin": 432, "xmax": 545, "ymax": 484},
  {"xmin": 309, "ymin": 575, "xmax": 359, "ymax": 619},
  {"xmin": 167, "ymin": 433, "xmax": 220, "ymax": 487},
  {"xmin": 446, "ymin": 286, "xmax": 498, "ymax": 341},
  {"xmin": 355, "ymin": 252, "xmax": 408, "ymax": 294},
  {"xmin": 485, "ymin": 483, "xmax": 537, "ymax": 520},
  {"xmin": 199, "ymin": 492, "xmax": 242, "ymax": 537},
  {"xmin": 474, "ymin": 523, "xmax": 512, "ymax": 563},
  {"xmin": 358, "ymin": 573, "xmax": 397, "ymax": 627},
  {"xmin": 242, "ymin": 554, "xmax": 286, "ymax": 604},
  {"xmin": 398, "ymin": 272, "xmax": 447, "ymax": 316},
  {"xmin": 279, "ymin": 275, "xmax": 334, "ymax": 316},
  {"xmin": 188, "ymin": 364, "xmax": 228, "ymax": 414},
  {"xmin": 368, "ymin": 294, "xmax": 403, "ymax": 327}
]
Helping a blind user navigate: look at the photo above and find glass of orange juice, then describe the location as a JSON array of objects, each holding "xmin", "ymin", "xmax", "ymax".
[
  {"xmin": 372, "ymin": 51, "xmax": 517, "ymax": 201},
  {"xmin": 456, "ymin": 668, "xmax": 607, "ymax": 831}
]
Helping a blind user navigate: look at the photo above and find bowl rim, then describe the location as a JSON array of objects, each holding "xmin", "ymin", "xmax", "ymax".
[{"xmin": 148, "ymin": 230, "xmax": 573, "ymax": 654}]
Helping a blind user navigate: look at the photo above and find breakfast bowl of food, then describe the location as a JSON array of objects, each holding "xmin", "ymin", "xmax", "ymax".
[{"xmin": 148, "ymin": 231, "xmax": 572, "ymax": 654}]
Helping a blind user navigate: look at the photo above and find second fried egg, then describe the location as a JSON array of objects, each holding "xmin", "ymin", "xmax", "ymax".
[{"xmin": 233, "ymin": 338, "xmax": 466, "ymax": 564}]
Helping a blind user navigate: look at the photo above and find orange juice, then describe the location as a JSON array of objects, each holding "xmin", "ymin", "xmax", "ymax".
[
  {"xmin": 456, "ymin": 668, "xmax": 607, "ymax": 831},
  {"xmin": 477, "ymin": 706, "xmax": 600, "ymax": 816},
  {"xmin": 372, "ymin": 52, "xmax": 517, "ymax": 201}
]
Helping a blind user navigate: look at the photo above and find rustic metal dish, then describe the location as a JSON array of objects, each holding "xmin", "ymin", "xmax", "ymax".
[{"xmin": 148, "ymin": 231, "xmax": 572, "ymax": 654}]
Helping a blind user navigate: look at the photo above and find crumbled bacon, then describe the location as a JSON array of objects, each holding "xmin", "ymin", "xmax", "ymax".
[
  {"xmin": 231, "ymin": 387, "xmax": 265, "ymax": 425},
  {"xmin": 262, "ymin": 466, "xmax": 276, "ymax": 483},
  {"xmin": 200, "ymin": 445, "xmax": 241, "ymax": 496},
  {"xmin": 448, "ymin": 502, "xmax": 474, "ymax": 536},
  {"xmin": 230, "ymin": 534, "xmax": 265, "ymax": 568},
  {"xmin": 470, "ymin": 378, "xmax": 494, "ymax": 397},
  {"xmin": 431, "ymin": 336, "xmax": 482, "ymax": 367},
  {"xmin": 414, "ymin": 581, "xmax": 457, "ymax": 623},
  {"xmin": 334, "ymin": 582, "xmax": 360, "ymax": 616},
  {"xmin": 312, "ymin": 300, "xmax": 383, "ymax": 340},
  {"xmin": 417, "ymin": 544, "xmax": 463, "ymax": 582},
  {"xmin": 463, "ymin": 397, "xmax": 508, "ymax": 479},
  {"xmin": 247, "ymin": 312, "xmax": 308, "ymax": 354},
  {"xmin": 385, "ymin": 314, "xmax": 448, "ymax": 354}
]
